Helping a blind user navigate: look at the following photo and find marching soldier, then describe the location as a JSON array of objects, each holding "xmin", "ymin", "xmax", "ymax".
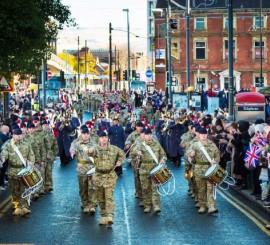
[
  {"xmin": 188, "ymin": 127, "xmax": 220, "ymax": 214},
  {"xmin": 71, "ymin": 127, "xmax": 97, "ymax": 214},
  {"xmin": 0, "ymin": 128, "xmax": 35, "ymax": 216},
  {"xmin": 88, "ymin": 131, "xmax": 125, "ymax": 226},
  {"xmin": 131, "ymin": 128, "xmax": 166, "ymax": 213}
]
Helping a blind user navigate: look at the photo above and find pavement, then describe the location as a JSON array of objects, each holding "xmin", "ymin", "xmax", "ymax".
[{"xmin": 230, "ymin": 184, "xmax": 270, "ymax": 216}]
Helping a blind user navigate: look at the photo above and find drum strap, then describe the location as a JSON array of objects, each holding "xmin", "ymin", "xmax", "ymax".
[
  {"xmin": 11, "ymin": 141, "xmax": 27, "ymax": 167},
  {"xmin": 142, "ymin": 142, "xmax": 158, "ymax": 164},
  {"xmin": 197, "ymin": 142, "xmax": 212, "ymax": 164}
]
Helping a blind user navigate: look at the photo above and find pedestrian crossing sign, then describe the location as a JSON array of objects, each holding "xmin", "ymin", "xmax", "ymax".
[{"xmin": 0, "ymin": 76, "xmax": 14, "ymax": 92}]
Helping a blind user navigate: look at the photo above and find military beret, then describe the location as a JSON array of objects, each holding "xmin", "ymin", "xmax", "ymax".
[
  {"xmin": 195, "ymin": 126, "xmax": 201, "ymax": 133},
  {"xmin": 81, "ymin": 128, "xmax": 90, "ymax": 134},
  {"xmin": 144, "ymin": 128, "xmax": 152, "ymax": 135},
  {"xmin": 41, "ymin": 120, "xmax": 49, "ymax": 125},
  {"xmin": 98, "ymin": 131, "xmax": 108, "ymax": 137},
  {"xmin": 32, "ymin": 116, "xmax": 39, "ymax": 121},
  {"xmin": 27, "ymin": 123, "xmax": 36, "ymax": 128},
  {"xmin": 198, "ymin": 127, "xmax": 208, "ymax": 134},
  {"xmin": 136, "ymin": 121, "xmax": 144, "ymax": 127},
  {"xmin": 80, "ymin": 125, "xmax": 88, "ymax": 130},
  {"xmin": 13, "ymin": 128, "xmax": 22, "ymax": 135},
  {"xmin": 20, "ymin": 122, "xmax": 27, "ymax": 128},
  {"xmin": 12, "ymin": 124, "xmax": 19, "ymax": 130}
]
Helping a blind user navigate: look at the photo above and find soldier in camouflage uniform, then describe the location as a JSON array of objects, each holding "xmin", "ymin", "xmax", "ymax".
[
  {"xmin": 0, "ymin": 128, "xmax": 35, "ymax": 216},
  {"xmin": 27, "ymin": 122, "xmax": 46, "ymax": 199},
  {"xmin": 71, "ymin": 127, "xmax": 97, "ymax": 214},
  {"xmin": 41, "ymin": 120, "xmax": 58, "ymax": 192},
  {"xmin": 88, "ymin": 131, "xmax": 125, "ymax": 226},
  {"xmin": 188, "ymin": 127, "xmax": 220, "ymax": 214},
  {"xmin": 125, "ymin": 121, "xmax": 144, "ymax": 198},
  {"xmin": 145, "ymin": 101, "xmax": 154, "ymax": 123},
  {"xmin": 131, "ymin": 128, "xmax": 167, "ymax": 213}
]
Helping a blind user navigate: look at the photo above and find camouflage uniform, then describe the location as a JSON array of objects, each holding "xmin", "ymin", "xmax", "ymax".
[
  {"xmin": 43, "ymin": 130, "xmax": 58, "ymax": 191},
  {"xmin": 131, "ymin": 139, "xmax": 167, "ymax": 211},
  {"xmin": 73, "ymin": 138, "xmax": 97, "ymax": 210},
  {"xmin": 145, "ymin": 104, "xmax": 154, "ymax": 122},
  {"xmin": 125, "ymin": 131, "xmax": 141, "ymax": 197},
  {"xmin": 0, "ymin": 139, "xmax": 35, "ymax": 210},
  {"xmin": 90, "ymin": 143, "xmax": 125, "ymax": 219},
  {"xmin": 188, "ymin": 139, "xmax": 220, "ymax": 212}
]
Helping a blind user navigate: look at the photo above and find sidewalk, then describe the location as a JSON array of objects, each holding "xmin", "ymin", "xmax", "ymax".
[{"xmin": 230, "ymin": 185, "xmax": 270, "ymax": 215}]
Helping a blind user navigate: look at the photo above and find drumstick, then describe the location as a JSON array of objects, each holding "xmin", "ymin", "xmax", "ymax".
[{"xmin": 100, "ymin": 166, "xmax": 116, "ymax": 186}]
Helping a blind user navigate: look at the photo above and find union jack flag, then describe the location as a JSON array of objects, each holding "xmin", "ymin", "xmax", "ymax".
[
  {"xmin": 257, "ymin": 136, "xmax": 267, "ymax": 147},
  {"xmin": 244, "ymin": 143, "xmax": 262, "ymax": 168}
]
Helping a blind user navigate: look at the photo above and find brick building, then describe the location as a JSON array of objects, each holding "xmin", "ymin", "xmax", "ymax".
[{"xmin": 154, "ymin": 0, "xmax": 270, "ymax": 93}]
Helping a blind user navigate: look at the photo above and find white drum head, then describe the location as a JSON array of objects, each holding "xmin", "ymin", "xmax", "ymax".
[
  {"xmin": 87, "ymin": 167, "xmax": 95, "ymax": 176},
  {"xmin": 204, "ymin": 164, "xmax": 217, "ymax": 178},
  {"xmin": 17, "ymin": 166, "xmax": 31, "ymax": 176}
]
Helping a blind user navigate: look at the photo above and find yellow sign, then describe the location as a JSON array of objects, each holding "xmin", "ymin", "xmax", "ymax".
[{"xmin": 0, "ymin": 76, "xmax": 14, "ymax": 92}]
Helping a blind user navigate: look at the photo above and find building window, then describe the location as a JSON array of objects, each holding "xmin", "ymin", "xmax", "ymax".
[
  {"xmin": 224, "ymin": 40, "xmax": 235, "ymax": 59},
  {"xmin": 254, "ymin": 40, "xmax": 265, "ymax": 59},
  {"xmin": 254, "ymin": 16, "xmax": 265, "ymax": 30},
  {"xmin": 195, "ymin": 41, "xmax": 206, "ymax": 60},
  {"xmin": 254, "ymin": 76, "xmax": 264, "ymax": 87},
  {"xmin": 195, "ymin": 17, "xmax": 206, "ymax": 30},
  {"xmin": 196, "ymin": 77, "xmax": 207, "ymax": 90},
  {"xmin": 171, "ymin": 39, "xmax": 179, "ymax": 60},
  {"xmin": 223, "ymin": 16, "xmax": 236, "ymax": 29}
]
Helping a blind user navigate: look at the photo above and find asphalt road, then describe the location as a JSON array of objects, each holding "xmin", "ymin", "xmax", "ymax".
[{"xmin": 0, "ymin": 156, "xmax": 270, "ymax": 245}]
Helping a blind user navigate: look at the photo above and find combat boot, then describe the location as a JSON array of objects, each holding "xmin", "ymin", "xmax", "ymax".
[
  {"xmin": 21, "ymin": 208, "xmax": 31, "ymax": 216},
  {"xmin": 99, "ymin": 217, "xmax": 107, "ymax": 225},
  {"xmin": 144, "ymin": 207, "xmax": 151, "ymax": 213},
  {"xmin": 195, "ymin": 203, "xmax": 200, "ymax": 208},
  {"xmin": 83, "ymin": 207, "xmax": 90, "ymax": 214},
  {"xmin": 12, "ymin": 208, "xmax": 22, "ymax": 216},
  {"xmin": 139, "ymin": 201, "xmax": 144, "ymax": 207},
  {"xmin": 208, "ymin": 207, "xmax": 218, "ymax": 214},
  {"xmin": 198, "ymin": 206, "xmax": 206, "ymax": 214},
  {"xmin": 107, "ymin": 217, "xmax": 114, "ymax": 225},
  {"xmin": 89, "ymin": 207, "xmax": 96, "ymax": 214},
  {"xmin": 153, "ymin": 206, "xmax": 161, "ymax": 214}
]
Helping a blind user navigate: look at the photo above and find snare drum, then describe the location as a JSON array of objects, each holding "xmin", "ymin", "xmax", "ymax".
[
  {"xmin": 150, "ymin": 164, "xmax": 172, "ymax": 186},
  {"xmin": 204, "ymin": 164, "xmax": 228, "ymax": 186},
  {"xmin": 87, "ymin": 167, "xmax": 95, "ymax": 179},
  {"xmin": 17, "ymin": 166, "xmax": 42, "ymax": 189}
]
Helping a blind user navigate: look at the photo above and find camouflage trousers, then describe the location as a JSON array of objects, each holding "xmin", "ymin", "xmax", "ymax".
[
  {"xmin": 93, "ymin": 173, "xmax": 117, "ymax": 218},
  {"xmin": 35, "ymin": 163, "xmax": 46, "ymax": 193},
  {"xmin": 139, "ymin": 174, "xmax": 160, "ymax": 209},
  {"xmin": 131, "ymin": 160, "xmax": 142, "ymax": 200},
  {"xmin": 44, "ymin": 160, "xmax": 54, "ymax": 191},
  {"xmin": 194, "ymin": 165, "xmax": 215, "ymax": 209},
  {"xmin": 77, "ymin": 174, "xmax": 97, "ymax": 209},
  {"xmin": 8, "ymin": 175, "xmax": 29, "ymax": 209}
]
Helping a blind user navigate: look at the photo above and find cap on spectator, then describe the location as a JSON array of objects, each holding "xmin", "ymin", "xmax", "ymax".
[
  {"xmin": 81, "ymin": 128, "xmax": 89, "ymax": 134},
  {"xmin": 136, "ymin": 121, "xmax": 144, "ymax": 127},
  {"xmin": 144, "ymin": 128, "xmax": 152, "ymax": 135},
  {"xmin": 198, "ymin": 127, "xmax": 208, "ymax": 134},
  {"xmin": 98, "ymin": 131, "xmax": 108, "ymax": 137},
  {"xmin": 13, "ymin": 128, "xmax": 22, "ymax": 135}
]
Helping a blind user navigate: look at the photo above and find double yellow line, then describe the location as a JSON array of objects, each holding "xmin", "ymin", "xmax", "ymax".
[
  {"xmin": 218, "ymin": 189, "xmax": 270, "ymax": 236},
  {"xmin": 0, "ymin": 195, "xmax": 12, "ymax": 218}
]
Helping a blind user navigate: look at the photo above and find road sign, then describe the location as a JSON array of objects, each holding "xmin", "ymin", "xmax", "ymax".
[
  {"xmin": 47, "ymin": 71, "xmax": 52, "ymax": 80},
  {"xmin": 145, "ymin": 70, "xmax": 153, "ymax": 78},
  {"xmin": 0, "ymin": 76, "xmax": 14, "ymax": 92}
]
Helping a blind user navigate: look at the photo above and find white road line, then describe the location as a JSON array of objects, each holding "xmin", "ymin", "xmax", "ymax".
[{"xmin": 121, "ymin": 185, "xmax": 132, "ymax": 245}]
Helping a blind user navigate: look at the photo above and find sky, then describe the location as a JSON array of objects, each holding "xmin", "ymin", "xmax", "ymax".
[{"xmin": 57, "ymin": 0, "xmax": 148, "ymax": 53}]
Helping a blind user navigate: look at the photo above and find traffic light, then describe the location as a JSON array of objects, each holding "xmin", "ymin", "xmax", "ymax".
[
  {"xmin": 170, "ymin": 18, "xmax": 178, "ymax": 29},
  {"xmin": 123, "ymin": 70, "xmax": 127, "ymax": 80},
  {"xmin": 132, "ymin": 70, "xmax": 136, "ymax": 81}
]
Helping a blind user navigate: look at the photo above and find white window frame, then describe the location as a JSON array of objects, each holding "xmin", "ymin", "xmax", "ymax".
[
  {"xmin": 253, "ymin": 38, "xmax": 266, "ymax": 60},
  {"xmin": 223, "ymin": 15, "xmax": 236, "ymax": 30},
  {"xmin": 223, "ymin": 38, "xmax": 236, "ymax": 60},
  {"xmin": 194, "ymin": 39, "xmax": 207, "ymax": 60},
  {"xmin": 254, "ymin": 16, "xmax": 266, "ymax": 30},
  {"xmin": 171, "ymin": 38, "xmax": 180, "ymax": 60},
  {"xmin": 195, "ymin": 17, "xmax": 206, "ymax": 30},
  {"xmin": 194, "ymin": 74, "xmax": 208, "ymax": 90},
  {"xmin": 254, "ymin": 74, "xmax": 265, "ymax": 87}
]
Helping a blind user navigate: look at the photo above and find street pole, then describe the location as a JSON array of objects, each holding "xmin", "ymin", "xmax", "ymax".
[
  {"xmin": 42, "ymin": 59, "xmax": 47, "ymax": 109},
  {"xmin": 167, "ymin": 0, "xmax": 172, "ymax": 100},
  {"xmin": 228, "ymin": 0, "xmax": 234, "ymax": 121},
  {"xmin": 77, "ymin": 36, "xmax": 80, "ymax": 90},
  {"xmin": 85, "ymin": 40, "xmax": 87, "ymax": 90},
  {"xmin": 109, "ymin": 22, "xmax": 112, "ymax": 91},
  {"xmin": 260, "ymin": 0, "xmax": 263, "ymax": 87},
  {"xmin": 123, "ymin": 9, "xmax": 130, "ymax": 91},
  {"xmin": 186, "ymin": 0, "xmax": 191, "ymax": 108}
]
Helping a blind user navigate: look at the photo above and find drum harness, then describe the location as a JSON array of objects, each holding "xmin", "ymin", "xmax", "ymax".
[
  {"xmin": 11, "ymin": 142, "xmax": 43, "ymax": 205},
  {"xmin": 142, "ymin": 142, "xmax": 175, "ymax": 196}
]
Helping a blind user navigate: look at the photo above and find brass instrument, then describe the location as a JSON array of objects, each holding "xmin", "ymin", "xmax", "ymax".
[
  {"xmin": 176, "ymin": 115, "xmax": 187, "ymax": 124},
  {"xmin": 161, "ymin": 120, "xmax": 170, "ymax": 135}
]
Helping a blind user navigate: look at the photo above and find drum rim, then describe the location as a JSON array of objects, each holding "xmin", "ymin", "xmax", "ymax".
[
  {"xmin": 150, "ymin": 164, "xmax": 165, "ymax": 175},
  {"xmin": 17, "ymin": 166, "xmax": 32, "ymax": 176},
  {"xmin": 204, "ymin": 163, "xmax": 218, "ymax": 177}
]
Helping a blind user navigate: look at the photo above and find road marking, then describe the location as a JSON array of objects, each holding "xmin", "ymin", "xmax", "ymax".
[
  {"xmin": 0, "ymin": 196, "xmax": 11, "ymax": 209},
  {"xmin": 218, "ymin": 190, "xmax": 270, "ymax": 236},
  {"xmin": 121, "ymin": 185, "xmax": 132, "ymax": 245},
  {"xmin": 0, "ymin": 200, "xmax": 12, "ymax": 218}
]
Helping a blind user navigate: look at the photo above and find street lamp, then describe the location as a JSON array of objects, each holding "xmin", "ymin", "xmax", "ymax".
[{"xmin": 123, "ymin": 8, "xmax": 131, "ymax": 91}]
